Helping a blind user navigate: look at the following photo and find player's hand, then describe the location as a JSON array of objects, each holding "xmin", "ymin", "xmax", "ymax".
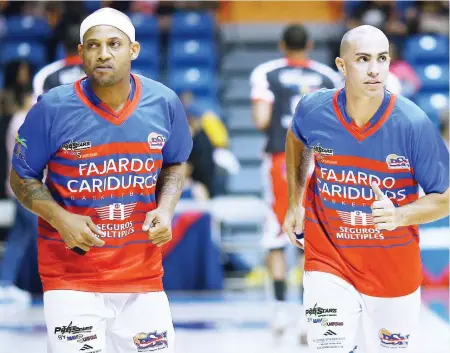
[
  {"xmin": 371, "ymin": 182, "xmax": 401, "ymax": 231},
  {"xmin": 52, "ymin": 211, "xmax": 106, "ymax": 253},
  {"xmin": 142, "ymin": 208, "xmax": 173, "ymax": 247},
  {"xmin": 282, "ymin": 206, "xmax": 305, "ymax": 249}
]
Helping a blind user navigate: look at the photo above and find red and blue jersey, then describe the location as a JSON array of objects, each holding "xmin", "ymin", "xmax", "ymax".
[
  {"xmin": 12, "ymin": 74, "xmax": 193, "ymax": 293},
  {"xmin": 291, "ymin": 88, "xmax": 449, "ymax": 297}
]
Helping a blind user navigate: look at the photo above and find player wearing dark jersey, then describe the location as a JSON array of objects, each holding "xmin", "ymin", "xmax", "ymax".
[
  {"xmin": 283, "ymin": 25, "xmax": 449, "ymax": 352},
  {"xmin": 33, "ymin": 23, "xmax": 85, "ymax": 96},
  {"xmin": 249, "ymin": 24, "xmax": 341, "ymax": 340},
  {"xmin": 10, "ymin": 8, "xmax": 192, "ymax": 353}
]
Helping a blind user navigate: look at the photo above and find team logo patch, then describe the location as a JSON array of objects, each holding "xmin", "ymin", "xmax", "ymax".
[
  {"xmin": 95, "ymin": 202, "xmax": 137, "ymax": 221},
  {"xmin": 379, "ymin": 329, "xmax": 409, "ymax": 347},
  {"xmin": 336, "ymin": 210, "xmax": 374, "ymax": 226},
  {"xmin": 386, "ymin": 154, "xmax": 410, "ymax": 170},
  {"xmin": 133, "ymin": 331, "xmax": 168, "ymax": 351},
  {"xmin": 148, "ymin": 133, "xmax": 166, "ymax": 150}
]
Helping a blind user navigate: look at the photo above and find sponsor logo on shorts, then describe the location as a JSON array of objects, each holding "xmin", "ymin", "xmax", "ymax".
[
  {"xmin": 133, "ymin": 331, "xmax": 168, "ymax": 351},
  {"xmin": 148, "ymin": 133, "xmax": 166, "ymax": 150},
  {"xmin": 78, "ymin": 334, "xmax": 98, "ymax": 343},
  {"xmin": 305, "ymin": 303, "xmax": 338, "ymax": 317},
  {"xmin": 323, "ymin": 330, "xmax": 337, "ymax": 336},
  {"xmin": 313, "ymin": 336, "xmax": 345, "ymax": 350},
  {"xmin": 67, "ymin": 334, "xmax": 84, "ymax": 341},
  {"xmin": 54, "ymin": 322, "xmax": 93, "ymax": 335},
  {"xmin": 309, "ymin": 318, "xmax": 344, "ymax": 326},
  {"xmin": 379, "ymin": 328, "xmax": 409, "ymax": 347},
  {"xmin": 385, "ymin": 154, "xmax": 410, "ymax": 170}
]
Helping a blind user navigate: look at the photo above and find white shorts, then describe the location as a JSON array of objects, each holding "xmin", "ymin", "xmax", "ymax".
[
  {"xmin": 261, "ymin": 208, "xmax": 290, "ymax": 250},
  {"xmin": 44, "ymin": 290, "xmax": 175, "ymax": 353},
  {"xmin": 303, "ymin": 271, "xmax": 421, "ymax": 353}
]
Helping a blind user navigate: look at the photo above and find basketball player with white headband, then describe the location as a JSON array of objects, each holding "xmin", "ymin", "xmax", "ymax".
[{"xmin": 10, "ymin": 7, "xmax": 192, "ymax": 353}]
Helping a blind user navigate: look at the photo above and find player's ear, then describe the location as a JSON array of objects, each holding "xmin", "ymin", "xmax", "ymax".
[
  {"xmin": 130, "ymin": 41, "xmax": 140, "ymax": 61},
  {"xmin": 335, "ymin": 57, "xmax": 346, "ymax": 76},
  {"xmin": 77, "ymin": 44, "xmax": 83, "ymax": 58}
]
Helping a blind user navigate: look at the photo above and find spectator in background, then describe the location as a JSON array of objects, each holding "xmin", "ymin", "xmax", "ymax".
[
  {"xmin": 0, "ymin": 60, "xmax": 36, "ymax": 119},
  {"xmin": 180, "ymin": 162, "xmax": 209, "ymax": 201},
  {"xmin": 45, "ymin": 1, "xmax": 86, "ymax": 62},
  {"xmin": 346, "ymin": 0, "xmax": 408, "ymax": 46},
  {"xmin": 182, "ymin": 92, "xmax": 239, "ymax": 197},
  {"xmin": 405, "ymin": 1, "xmax": 449, "ymax": 36},
  {"xmin": 389, "ymin": 41, "xmax": 421, "ymax": 98},
  {"xmin": 184, "ymin": 101, "xmax": 219, "ymax": 197},
  {"xmin": 0, "ymin": 84, "xmax": 37, "ymax": 309}
]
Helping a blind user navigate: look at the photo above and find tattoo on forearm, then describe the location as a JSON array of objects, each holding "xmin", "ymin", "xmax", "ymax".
[
  {"xmin": 11, "ymin": 176, "xmax": 52, "ymax": 210},
  {"xmin": 157, "ymin": 170, "xmax": 184, "ymax": 196},
  {"xmin": 296, "ymin": 149, "xmax": 313, "ymax": 187}
]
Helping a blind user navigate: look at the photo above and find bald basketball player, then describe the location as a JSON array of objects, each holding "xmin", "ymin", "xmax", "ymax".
[{"xmin": 283, "ymin": 25, "xmax": 449, "ymax": 352}]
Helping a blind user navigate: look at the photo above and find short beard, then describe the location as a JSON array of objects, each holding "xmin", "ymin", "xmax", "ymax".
[{"xmin": 92, "ymin": 75, "xmax": 117, "ymax": 87}]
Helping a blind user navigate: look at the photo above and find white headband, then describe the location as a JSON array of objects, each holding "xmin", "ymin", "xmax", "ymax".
[{"xmin": 80, "ymin": 8, "xmax": 135, "ymax": 43}]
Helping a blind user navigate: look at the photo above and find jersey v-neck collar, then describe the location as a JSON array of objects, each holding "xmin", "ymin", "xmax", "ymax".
[
  {"xmin": 332, "ymin": 88, "xmax": 396, "ymax": 142},
  {"xmin": 75, "ymin": 73, "xmax": 142, "ymax": 126}
]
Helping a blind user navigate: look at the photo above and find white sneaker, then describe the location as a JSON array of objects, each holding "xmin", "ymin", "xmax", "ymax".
[
  {"xmin": 0, "ymin": 285, "xmax": 32, "ymax": 306},
  {"xmin": 271, "ymin": 308, "xmax": 289, "ymax": 338}
]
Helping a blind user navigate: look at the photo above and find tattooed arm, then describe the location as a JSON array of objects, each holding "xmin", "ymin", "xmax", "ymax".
[
  {"xmin": 142, "ymin": 163, "xmax": 186, "ymax": 247},
  {"xmin": 155, "ymin": 163, "xmax": 186, "ymax": 215},
  {"xmin": 285, "ymin": 128, "xmax": 313, "ymax": 208},
  {"xmin": 10, "ymin": 168, "xmax": 66, "ymax": 226},
  {"xmin": 10, "ymin": 169, "xmax": 105, "ymax": 253}
]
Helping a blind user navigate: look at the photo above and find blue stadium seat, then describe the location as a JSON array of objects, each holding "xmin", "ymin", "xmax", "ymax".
[
  {"xmin": 131, "ymin": 64, "xmax": 158, "ymax": 81},
  {"xmin": 6, "ymin": 16, "xmax": 50, "ymax": 40},
  {"xmin": 128, "ymin": 13, "xmax": 159, "ymax": 41},
  {"xmin": 414, "ymin": 64, "xmax": 449, "ymax": 92},
  {"xmin": 0, "ymin": 71, "xmax": 4, "ymax": 90},
  {"xmin": 133, "ymin": 40, "xmax": 159, "ymax": 69},
  {"xmin": 168, "ymin": 68, "xmax": 217, "ymax": 97},
  {"xmin": 414, "ymin": 92, "xmax": 448, "ymax": 128},
  {"xmin": 343, "ymin": 1, "xmax": 363, "ymax": 18},
  {"xmin": 170, "ymin": 11, "xmax": 215, "ymax": 39},
  {"xmin": 84, "ymin": 0, "xmax": 101, "ymax": 12},
  {"xmin": 168, "ymin": 39, "xmax": 217, "ymax": 69},
  {"xmin": 56, "ymin": 43, "xmax": 65, "ymax": 60},
  {"xmin": 404, "ymin": 35, "xmax": 449, "ymax": 64},
  {"xmin": 0, "ymin": 42, "xmax": 47, "ymax": 68}
]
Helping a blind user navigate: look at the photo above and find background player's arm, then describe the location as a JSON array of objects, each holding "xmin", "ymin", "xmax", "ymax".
[
  {"xmin": 251, "ymin": 100, "xmax": 273, "ymax": 131},
  {"xmin": 249, "ymin": 66, "xmax": 274, "ymax": 130}
]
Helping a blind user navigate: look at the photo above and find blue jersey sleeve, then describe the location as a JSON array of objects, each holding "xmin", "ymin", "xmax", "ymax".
[
  {"xmin": 290, "ymin": 95, "xmax": 309, "ymax": 146},
  {"xmin": 162, "ymin": 91, "xmax": 193, "ymax": 166},
  {"xmin": 11, "ymin": 94, "xmax": 58, "ymax": 180},
  {"xmin": 411, "ymin": 113, "xmax": 449, "ymax": 194}
]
